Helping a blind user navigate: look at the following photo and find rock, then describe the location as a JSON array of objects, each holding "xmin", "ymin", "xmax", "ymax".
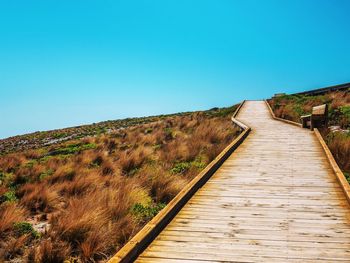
[
  {"xmin": 329, "ymin": 126, "xmax": 341, "ymax": 132},
  {"xmin": 32, "ymin": 221, "xmax": 50, "ymax": 234},
  {"xmin": 329, "ymin": 126, "xmax": 349, "ymax": 134}
]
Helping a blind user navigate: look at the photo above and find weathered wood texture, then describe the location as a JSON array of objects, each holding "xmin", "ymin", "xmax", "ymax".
[{"xmin": 137, "ymin": 100, "xmax": 350, "ymax": 262}]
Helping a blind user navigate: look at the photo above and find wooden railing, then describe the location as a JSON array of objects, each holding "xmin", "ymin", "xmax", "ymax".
[{"xmin": 108, "ymin": 101, "xmax": 251, "ymax": 263}]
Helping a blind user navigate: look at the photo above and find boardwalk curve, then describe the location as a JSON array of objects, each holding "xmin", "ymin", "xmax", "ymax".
[{"xmin": 135, "ymin": 100, "xmax": 350, "ymax": 262}]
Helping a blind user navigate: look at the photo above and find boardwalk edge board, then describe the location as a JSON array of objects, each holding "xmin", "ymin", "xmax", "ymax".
[
  {"xmin": 265, "ymin": 99, "xmax": 350, "ymax": 205},
  {"xmin": 314, "ymin": 128, "xmax": 350, "ymax": 205},
  {"xmin": 108, "ymin": 101, "xmax": 251, "ymax": 263},
  {"xmin": 264, "ymin": 100, "xmax": 302, "ymax": 127}
]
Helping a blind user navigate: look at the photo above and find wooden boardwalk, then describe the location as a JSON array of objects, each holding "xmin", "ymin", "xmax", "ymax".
[{"xmin": 136, "ymin": 101, "xmax": 350, "ymax": 262}]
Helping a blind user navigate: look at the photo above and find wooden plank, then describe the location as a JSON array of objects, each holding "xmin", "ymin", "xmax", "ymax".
[
  {"xmin": 188, "ymin": 200, "xmax": 349, "ymax": 208},
  {"xmin": 155, "ymin": 232, "xmax": 350, "ymax": 248},
  {"xmin": 137, "ymin": 256, "xmax": 348, "ymax": 263},
  {"xmin": 175, "ymin": 214, "xmax": 350, "ymax": 225},
  {"xmin": 145, "ymin": 245, "xmax": 350, "ymax": 260},
  {"xmin": 172, "ymin": 217, "xmax": 350, "ymax": 229},
  {"xmin": 147, "ymin": 242, "xmax": 350, "ymax": 258},
  {"xmin": 160, "ymin": 229, "xmax": 350, "ymax": 243},
  {"xmin": 176, "ymin": 209, "xmax": 350, "ymax": 221},
  {"xmin": 138, "ymin": 250, "xmax": 350, "ymax": 262}
]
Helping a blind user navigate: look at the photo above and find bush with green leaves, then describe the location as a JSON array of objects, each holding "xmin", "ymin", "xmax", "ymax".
[
  {"xmin": 48, "ymin": 143, "xmax": 96, "ymax": 156},
  {"xmin": 340, "ymin": 106, "xmax": 350, "ymax": 127},
  {"xmin": 0, "ymin": 171, "xmax": 13, "ymax": 186},
  {"xmin": 192, "ymin": 159, "xmax": 206, "ymax": 169},
  {"xmin": 344, "ymin": 172, "xmax": 350, "ymax": 184},
  {"xmin": 25, "ymin": 160, "xmax": 37, "ymax": 168},
  {"xmin": 171, "ymin": 162, "xmax": 191, "ymax": 174},
  {"xmin": 132, "ymin": 203, "xmax": 166, "ymax": 222},
  {"xmin": 39, "ymin": 169, "xmax": 54, "ymax": 180},
  {"xmin": 1, "ymin": 190, "xmax": 17, "ymax": 203},
  {"xmin": 13, "ymin": 222, "xmax": 40, "ymax": 238},
  {"xmin": 170, "ymin": 158, "xmax": 207, "ymax": 174},
  {"xmin": 52, "ymin": 132, "xmax": 67, "ymax": 139}
]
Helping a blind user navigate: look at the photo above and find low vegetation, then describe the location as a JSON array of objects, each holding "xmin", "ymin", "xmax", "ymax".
[
  {"xmin": 0, "ymin": 112, "xmax": 202, "ymax": 156},
  {"xmin": 268, "ymin": 90, "xmax": 350, "ymax": 180},
  {"xmin": 0, "ymin": 105, "xmax": 240, "ymax": 262}
]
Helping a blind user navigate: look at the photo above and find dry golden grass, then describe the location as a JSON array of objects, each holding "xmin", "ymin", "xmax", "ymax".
[
  {"xmin": 0, "ymin": 234, "xmax": 29, "ymax": 261},
  {"xmin": 0, "ymin": 105, "xmax": 239, "ymax": 262},
  {"xmin": 19, "ymin": 184, "xmax": 60, "ymax": 213},
  {"xmin": 0, "ymin": 203, "xmax": 26, "ymax": 235},
  {"xmin": 326, "ymin": 132, "xmax": 350, "ymax": 172},
  {"xmin": 28, "ymin": 238, "xmax": 71, "ymax": 263}
]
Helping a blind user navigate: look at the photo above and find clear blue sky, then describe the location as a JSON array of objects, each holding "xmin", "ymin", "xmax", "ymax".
[{"xmin": 1, "ymin": 0, "xmax": 350, "ymax": 139}]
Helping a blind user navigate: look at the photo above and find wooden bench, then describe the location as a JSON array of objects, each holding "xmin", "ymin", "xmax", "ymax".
[{"xmin": 301, "ymin": 104, "xmax": 328, "ymax": 130}]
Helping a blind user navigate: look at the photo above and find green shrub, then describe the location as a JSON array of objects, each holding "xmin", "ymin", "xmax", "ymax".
[
  {"xmin": 337, "ymin": 106, "xmax": 350, "ymax": 116},
  {"xmin": 171, "ymin": 162, "xmax": 191, "ymax": 174},
  {"xmin": 0, "ymin": 171, "xmax": 13, "ymax": 186},
  {"xmin": 52, "ymin": 132, "xmax": 67, "ymax": 139},
  {"xmin": 132, "ymin": 203, "xmax": 166, "ymax": 222},
  {"xmin": 25, "ymin": 160, "xmax": 37, "ymax": 168},
  {"xmin": 293, "ymin": 104, "xmax": 305, "ymax": 116},
  {"xmin": 38, "ymin": 155, "xmax": 53, "ymax": 163},
  {"xmin": 1, "ymin": 190, "xmax": 17, "ymax": 203},
  {"xmin": 192, "ymin": 160, "xmax": 206, "ymax": 169},
  {"xmin": 344, "ymin": 172, "xmax": 350, "ymax": 184},
  {"xmin": 39, "ymin": 169, "xmax": 54, "ymax": 180},
  {"xmin": 13, "ymin": 222, "xmax": 40, "ymax": 238},
  {"xmin": 340, "ymin": 106, "xmax": 350, "ymax": 122},
  {"xmin": 49, "ymin": 143, "xmax": 96, "ymax": 156}
]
